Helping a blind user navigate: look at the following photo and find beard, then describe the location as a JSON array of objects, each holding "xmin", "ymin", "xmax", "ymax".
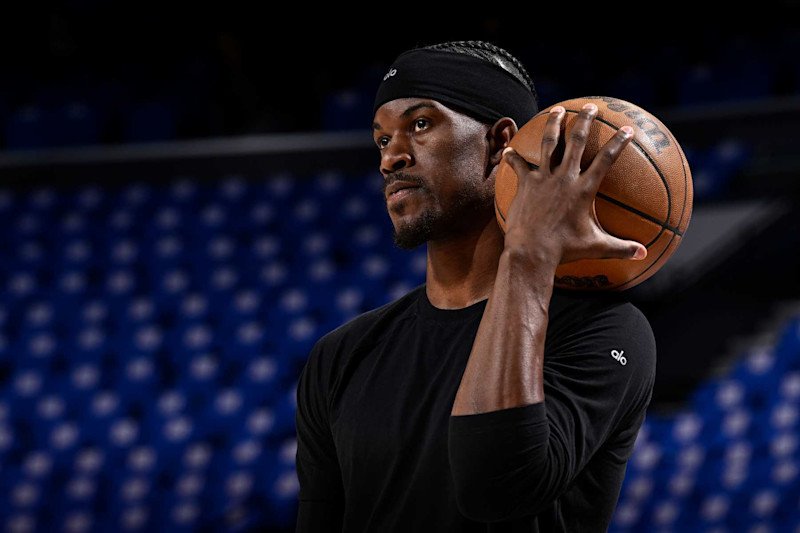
[
  {"xmin": 386, "ymin": 173, "xmax": 493, "ymax": 250},
  {"xmin": 392, "ymin": 207, "xmax": 435, "ymax": 250}
]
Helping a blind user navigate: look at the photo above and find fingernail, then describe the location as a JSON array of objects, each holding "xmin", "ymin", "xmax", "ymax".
[
  {"xmin": 620, "ymin": 126, "xmax": 633, "ymax": 137},
  {"xmin": 634, "ymin": 247, "xmax": 647, "ymax": 260},
  {"xmin": 583, "ymin": 103, "xmax": 597, "ymax": 112},
  {"xmin": 551, "ymin": 106, "xmax": 565, "ymax": 115}
]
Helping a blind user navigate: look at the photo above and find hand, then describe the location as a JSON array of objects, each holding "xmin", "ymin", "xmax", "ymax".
[{"xmin": 501, "ymin": 103, "xmax": 647, "ymax": 268}]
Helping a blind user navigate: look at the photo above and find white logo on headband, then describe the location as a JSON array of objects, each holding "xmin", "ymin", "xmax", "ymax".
[{"xmin": 383, "ymin": 68, "xmax": 397, "ymax": 81}]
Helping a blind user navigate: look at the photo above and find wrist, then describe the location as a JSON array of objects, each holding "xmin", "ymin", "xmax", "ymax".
[
  {"xmin": 501, "ymin": 233, "xmax": 561, "ymax": 275},
  {"xmin": 498, "ymin": 246, "xmax": 559, "ymax": 301}
]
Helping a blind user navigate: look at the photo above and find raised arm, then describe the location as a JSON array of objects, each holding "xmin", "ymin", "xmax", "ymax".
[
  {"xmin": 451, "ymin": 102, "xmax": 644, "ymax": 417},
  {"xmin": 449, "ymin": 103, "xmax": 649, "ymax": 522}
]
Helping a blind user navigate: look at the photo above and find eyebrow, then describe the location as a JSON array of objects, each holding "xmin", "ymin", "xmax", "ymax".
[{"xmin": 373, "ymin": 102, "xmax": 437, "ymax": 130}]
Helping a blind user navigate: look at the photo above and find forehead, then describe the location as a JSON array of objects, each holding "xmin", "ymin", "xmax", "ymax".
[{"xmin": 373, "ymin": 98, "xmax": 457, "ymax": 127}]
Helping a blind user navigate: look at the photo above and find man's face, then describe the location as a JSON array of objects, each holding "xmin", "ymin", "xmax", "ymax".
[{"xmin": 372, "ymin": 98, "xmax": 494, "ymax": 249}]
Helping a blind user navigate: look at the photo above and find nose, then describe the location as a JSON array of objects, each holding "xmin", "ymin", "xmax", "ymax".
[{"xmin": 380, "ymin": 136, "xmax": 414, "ymax": 176}]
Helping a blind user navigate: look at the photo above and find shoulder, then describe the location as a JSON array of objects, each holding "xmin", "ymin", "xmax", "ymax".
[
  {"xmin": 544, "ymin": 290, "xmax": 657, "ymax": 428},
  {"xmin": 548, "ymin": 289, "xmax": 654, "ymax": 349},
  {"xmin": 549, "ymin": 288, "xmax": 651, "ymax": 329},
  {"xmin": 546, "ymin": 289, "xmax": 656, "ymax": 383}
]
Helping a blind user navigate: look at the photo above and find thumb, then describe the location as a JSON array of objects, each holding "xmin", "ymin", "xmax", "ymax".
[
  {"xmin": 502, "ymin": 147, "xmax": 536, "ymax": 177},
  {"xmin": 598, "ymin": 235, "xmax": 648, "ymax": 261}
]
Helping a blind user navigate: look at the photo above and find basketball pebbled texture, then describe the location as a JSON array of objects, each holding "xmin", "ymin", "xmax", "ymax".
[{"xmin": 495, "ymin": 96, "xmax": 694, "ymax": 291}]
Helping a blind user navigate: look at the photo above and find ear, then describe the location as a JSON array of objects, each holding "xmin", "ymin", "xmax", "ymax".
[{"xmin": 487, "ymin": 117, "xmax": 518, "ymax": 167}]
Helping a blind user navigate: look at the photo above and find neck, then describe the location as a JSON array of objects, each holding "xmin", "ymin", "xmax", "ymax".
[{"xmin": 424, "ymin": 214, "xmax": 505, "ymax": 310}]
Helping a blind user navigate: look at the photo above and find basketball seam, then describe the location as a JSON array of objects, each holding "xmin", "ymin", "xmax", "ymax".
[
  {"xmin": 663, "ymin": 125, "xmax": 691, "ymax": 232},
  {"xmin": 597, "ymin": 193, "xmax": 665, "ymax": 249},
  {"xmin": 596, "ymin": 193, "xmax": 684, "ymax": 237},
  {"xmin": 494, "ymin": 197, "xmax": 506, "ymax": 226}
]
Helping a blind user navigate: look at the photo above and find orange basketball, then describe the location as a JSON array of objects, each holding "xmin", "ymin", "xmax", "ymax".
[{"xmin": 495, "ymin": 96, "xmax": 693, "ymax": 291}]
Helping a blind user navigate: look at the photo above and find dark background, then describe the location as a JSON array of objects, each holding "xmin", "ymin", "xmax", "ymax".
[{"xmin": 3, "ymin": 7, "xmax": 800, "ymax": 141}]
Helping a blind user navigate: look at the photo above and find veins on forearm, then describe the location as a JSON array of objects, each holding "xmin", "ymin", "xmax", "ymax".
[{"xmin": 452, "ymin": 252, "xmax": 553, "ymax": 415}]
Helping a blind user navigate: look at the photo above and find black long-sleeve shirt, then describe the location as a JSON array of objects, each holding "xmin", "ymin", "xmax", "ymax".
[{"xmin": 294, "ymin": 283, "xmax": 656, "ymax": 532}]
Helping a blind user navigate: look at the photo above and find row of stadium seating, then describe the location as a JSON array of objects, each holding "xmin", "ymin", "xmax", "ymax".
[{"xmin": 3, "ymin": 28, "xmax": 800, "ymax": 151}]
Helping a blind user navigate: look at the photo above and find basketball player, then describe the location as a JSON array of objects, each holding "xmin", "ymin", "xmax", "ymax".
[{"xmin": 294, "ymin": 41, "xmax": 656, "ymax": 532}]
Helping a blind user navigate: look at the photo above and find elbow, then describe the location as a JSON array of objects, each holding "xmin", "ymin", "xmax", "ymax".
[
  {"xmin": 451, "ymin": 468, "xmax": 560, "ymax": 523},
  {"xmin": 449, "ymin": 428, "xmax": 570, "ymax": 522},
  {"xmin": 453, "ymin": 481, "xmax": 516, "ymax": 523}
]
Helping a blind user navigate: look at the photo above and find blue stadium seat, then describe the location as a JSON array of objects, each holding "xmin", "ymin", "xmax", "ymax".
[{"xmin": 235, "ymin": 355, "xmax": 286, "ymax": 406}]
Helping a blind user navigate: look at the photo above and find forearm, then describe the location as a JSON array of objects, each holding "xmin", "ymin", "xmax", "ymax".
[{"xmin": 451, "ymin": 245, "xmax": 556, "ymax": 416}]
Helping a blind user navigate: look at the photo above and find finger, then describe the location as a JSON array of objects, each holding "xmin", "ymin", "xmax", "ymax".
[
  {"xmin": 584, "ymin": 125, "xmax": 634, "ymax": 192},
  {"xmin": 561, "ymin": 103, "xmax": 598, "ymax": 171},
  {"xmin": 502, "ymin": 147, "xmax": 536, "ymax": 178},
  {"xmin": 539, "ymin": 106, "xmax": 565, "ymax": 170}
]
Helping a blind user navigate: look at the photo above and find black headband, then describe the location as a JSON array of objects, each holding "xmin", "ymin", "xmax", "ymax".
[{"xmin": 373, "ymin": 48, "xmax": 538, "ymax": 127}]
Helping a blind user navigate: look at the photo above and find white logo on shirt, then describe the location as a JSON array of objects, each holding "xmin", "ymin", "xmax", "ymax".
[{"xmin": 611, "ymin": 349, "xmax": 627, "ymax": 366}]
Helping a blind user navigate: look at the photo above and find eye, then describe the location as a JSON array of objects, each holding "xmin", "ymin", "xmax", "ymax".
[
  {"xmin": 413, "ymin": 118, "xmax": 430, "ymax": 132},
  {"xmin": 376, "ymin": 136, "xmax": 390, "ymax": 149}
]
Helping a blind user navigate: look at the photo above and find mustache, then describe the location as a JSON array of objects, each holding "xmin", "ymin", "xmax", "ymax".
[{"xmin": 382, "ymin": 172, "xmax": 428, "ymax": 195}]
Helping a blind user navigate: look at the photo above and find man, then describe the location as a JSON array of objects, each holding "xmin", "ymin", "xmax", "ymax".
[{"xmin": 294, "ymin": 40, "xmax": 656, "ymax": 532}]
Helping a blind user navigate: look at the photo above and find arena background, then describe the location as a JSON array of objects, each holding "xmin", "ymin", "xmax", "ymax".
[{"xmin": 1, "ymin": 6, "xmax": 800, "ymax": 532}]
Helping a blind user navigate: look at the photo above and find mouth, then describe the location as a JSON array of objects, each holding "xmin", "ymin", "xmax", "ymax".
[{"xmin": 385, "ymin": 181, "xmax": 422, "ymax": 202}]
